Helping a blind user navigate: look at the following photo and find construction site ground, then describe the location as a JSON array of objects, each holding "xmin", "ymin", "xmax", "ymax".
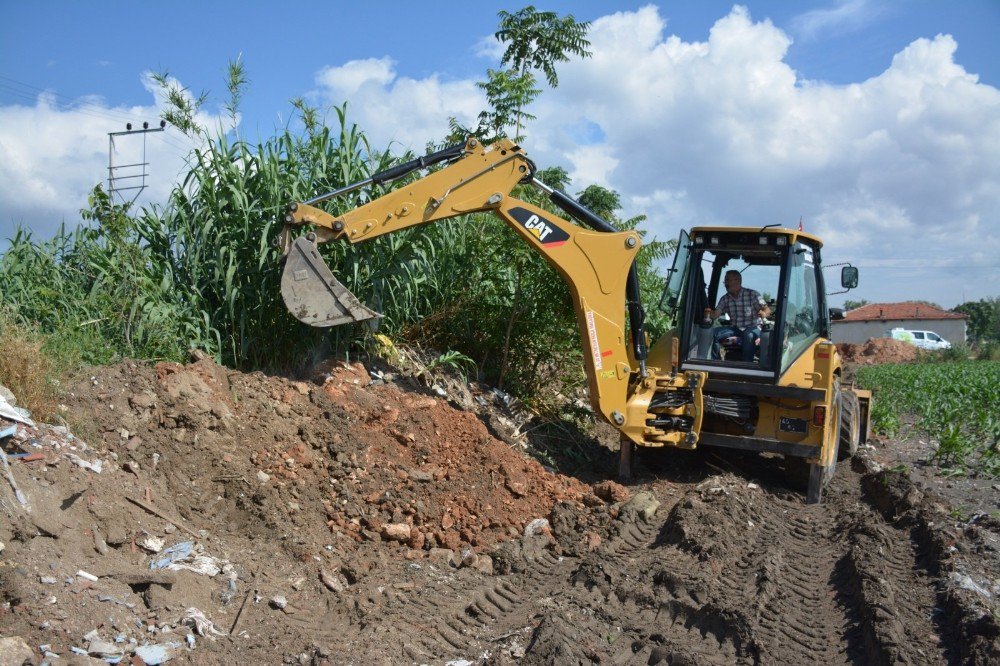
[{"xmin": 1, "ymin": 344, "xmax": 998, "ymax": 665}]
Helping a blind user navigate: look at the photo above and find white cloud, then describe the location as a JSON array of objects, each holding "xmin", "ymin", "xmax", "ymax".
[
  {"xmin": 0, "ymin": 74, "xmax": 220, "ymax": 244},
  {"xmin": 790, "ymin": 0, "xmax": 886, "ymax": 42},
  {"xmin": 473, "ymin": 34, "xmax": 505, "ymax": 61},
  {"xmin": 312, "ymin": 57, "xmax": 484, "ymax": 153},
  {"xmin": 316, "ymin": 58, "xmax": 396, "ymax": 98},
  {"xmin": 519, "ymin": 5, "xmax": 999, "ymax": 308},
  {"xmin": 298, "ymin": 5, "xmax": 1000, "ymax": 307}
]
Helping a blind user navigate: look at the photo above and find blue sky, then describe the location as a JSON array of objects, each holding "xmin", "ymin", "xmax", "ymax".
[
  {"xmin": 3, "ymin": 1, "xmax": 997, "ymax": 135},
  {"xmin": 1, "ymin": 1, "xmax": 999, "ymax": 308}
]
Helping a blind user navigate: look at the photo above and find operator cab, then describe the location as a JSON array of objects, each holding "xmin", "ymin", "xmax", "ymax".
[{"xmin": 660, "ymin": 227, "xmax": 832, "ymax": 380}]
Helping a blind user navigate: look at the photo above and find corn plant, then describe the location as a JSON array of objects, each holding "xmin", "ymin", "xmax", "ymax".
[{"xmin": 857, "ymin": 361, "xmax": 1000, "ymax": 475}]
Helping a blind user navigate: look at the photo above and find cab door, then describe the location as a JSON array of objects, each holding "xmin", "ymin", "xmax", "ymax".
[{"xmin": 780, "ymin": 243, "xmax": 823, "ymax": 372}]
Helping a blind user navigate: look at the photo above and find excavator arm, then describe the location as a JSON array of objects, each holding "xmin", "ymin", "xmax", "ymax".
[{"xmin": 278, "ymin": 138, "xmax": 704, "ymax": 448}]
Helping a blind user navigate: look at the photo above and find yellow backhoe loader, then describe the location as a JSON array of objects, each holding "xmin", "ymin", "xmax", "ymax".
[{"xmin": 276, "ymin": 138, "xmax": 870, "ymax": 503}]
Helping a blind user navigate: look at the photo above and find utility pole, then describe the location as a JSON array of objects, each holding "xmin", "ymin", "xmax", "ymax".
[{"xmin": 107, "ymin": 120, "xmax": 166, "ymax": 209}]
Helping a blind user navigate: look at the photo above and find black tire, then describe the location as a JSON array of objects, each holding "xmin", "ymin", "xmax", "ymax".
[
  {"xmin": 838, "ymin": 390, "xmax": 860, "ymax": 461},
  {"xmin": 795, "ymin": 378, "xmax": 843, "ymax": 502},
  {"xmin": 806, "ymin": 461, "xmax": 835, "ymax": 504}
]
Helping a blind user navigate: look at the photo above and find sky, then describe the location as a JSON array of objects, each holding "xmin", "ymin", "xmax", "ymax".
[{"xmin": 1, "ymin": 0, "xmax": 998, "ymax": 309}]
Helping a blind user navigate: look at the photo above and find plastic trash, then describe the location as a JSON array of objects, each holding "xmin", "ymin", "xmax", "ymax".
[{"xmin": 150, "ymin": 541, "xmax": 194, "ymax": 570}]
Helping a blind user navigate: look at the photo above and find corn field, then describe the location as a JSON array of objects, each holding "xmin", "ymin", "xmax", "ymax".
[{"xmin": 856, "ymin": 361, "xmax": 1000, "ymax": 475}]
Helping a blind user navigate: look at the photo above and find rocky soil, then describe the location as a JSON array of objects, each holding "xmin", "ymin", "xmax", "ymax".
[{"xmin": 1, "ymin": 352, "xmax": 998, "ymax": 665}]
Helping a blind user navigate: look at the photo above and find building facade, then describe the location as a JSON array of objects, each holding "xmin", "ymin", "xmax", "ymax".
[{"xmin": 831, "ymin": 302, "xmax": 967, "ymax": 345}]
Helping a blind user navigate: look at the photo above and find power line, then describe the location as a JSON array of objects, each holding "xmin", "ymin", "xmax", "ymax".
[
  {"xmin": 151, "ymin": 127, "xmax": 197, "ymax": 154},
  {"xmin": 0, "ymin": 76, "xmax": 141, "ymax": 124},
  {"xmin": 0, "ymin": 77, "xmax": 201, "ymax": 166}
]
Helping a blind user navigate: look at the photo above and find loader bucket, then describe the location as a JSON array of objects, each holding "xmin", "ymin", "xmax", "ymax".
[{"xmin": 281, "ymin": 235, "xmax": 381, "ymax": 327}]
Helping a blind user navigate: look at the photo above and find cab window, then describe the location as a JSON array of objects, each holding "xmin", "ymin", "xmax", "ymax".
[
  {"xmin": 683, "ymin": 247, "xmax": 780, "ymax": 366},
  {"xmin": 781, "ymin": 244, "xmax": 822, "ymax": 370},
  {"xmin": 659, "ymin": 230, "xmax": 691, "ymax": 321}
]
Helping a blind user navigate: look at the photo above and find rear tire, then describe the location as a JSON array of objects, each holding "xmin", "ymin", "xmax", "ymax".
[
  {"xmin": 838, "ymin": 391, "xmax": 860, "ymax": 461},
  {"xmin": 786, "ymin": 456, "xmax": 835, "ymax": 503},
  {"xmin": 806, "ymin": 462, "xmax": 836, "ymax": 503}
]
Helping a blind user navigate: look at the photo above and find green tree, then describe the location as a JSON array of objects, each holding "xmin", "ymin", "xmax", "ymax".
[
  {"xmin": 844, "ymin": 299, "xmax": 869, "ymax": 310},
  {"xmin": 491, "ymin": 5, "xmax": 591, "ymax": 140},
  {"xmin": 418, "ymin": 6, "xmax": 595, "ymax": 395},
  {"xmin": 577, "ymin": 184, "xmax": 620, "ymax": 220},
  {"xmin": 496, "ymin": 6, "xmax": 592, "ymax": 87},
  {"xmin": 475, "ymin": 68, "xmax": 540, "ymax": 143},
  {"xmin": 536, "ymin": 166, "xmax": 570, "ymax": 190},
  {"xmin": 953, "ymin": 298, "xmax": 1000, "ymax": 342}
]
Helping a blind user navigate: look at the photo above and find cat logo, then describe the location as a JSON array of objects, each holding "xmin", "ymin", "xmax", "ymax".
[
  {"xmin": 524, "ymin": 215, "xmax": 553, "ymax": 241},
  {"xmin": 509, "ymin": 207, "xmax": 569, "ymax": 247}
]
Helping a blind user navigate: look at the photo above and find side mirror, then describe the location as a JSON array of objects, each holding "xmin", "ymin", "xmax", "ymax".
[
  {"xmin": 829, "ymin": 308, "xmax": 845, "ymax": 321},
  {"xmin": 841, "ymin": 266, "xmax": 859, "ymax": 289}
]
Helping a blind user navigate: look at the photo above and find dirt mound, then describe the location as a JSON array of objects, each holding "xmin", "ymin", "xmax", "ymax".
[
  {"xmin": 0, "ymin": 356, "xmax": 608, "ymax": 663},
  {"xmin": 70, "ymin": 356, "xmax": 595, "ymax": 555},
  {"xmin": 837, "ymin": 337, "xmax": 919, "ymax": 365}
]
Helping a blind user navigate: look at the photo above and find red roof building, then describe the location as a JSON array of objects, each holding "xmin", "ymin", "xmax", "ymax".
[
  {"xmin": 842, "ymin": 302, "xmax": 967, "ymax": 322},
  {"xmin": 832, "ymin": 301, "xmax": 967, "ymax": 344}
]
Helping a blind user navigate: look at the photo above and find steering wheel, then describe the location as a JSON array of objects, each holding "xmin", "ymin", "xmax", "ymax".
[{"xmin": 793, "ymin": 307, "xmax": 815, "ymax": 333}]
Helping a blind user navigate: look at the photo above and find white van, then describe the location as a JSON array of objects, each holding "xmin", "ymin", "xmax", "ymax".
[{"xmin": 887, "ymin": 328, "xmax": 952, "ymax": 350}]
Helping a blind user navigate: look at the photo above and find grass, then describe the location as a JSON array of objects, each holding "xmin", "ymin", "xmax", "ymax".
[{"xmin": 0, "ymin": 311, "xmax": 61, "ymax": 423}]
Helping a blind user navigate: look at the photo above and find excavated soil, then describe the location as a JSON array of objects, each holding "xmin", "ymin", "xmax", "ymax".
[
  {"xmin": 836, "ymin": 338, "xmax": 919, "ymax": 365},
  {"xmin": 1, "ymin": 355, "xmax": 998, "ymax": 665}
]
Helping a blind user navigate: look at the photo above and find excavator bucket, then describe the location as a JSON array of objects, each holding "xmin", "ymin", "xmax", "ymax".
[{"xmin": 280, "ymin": 235, "xmax": 381, "ymax": 327}]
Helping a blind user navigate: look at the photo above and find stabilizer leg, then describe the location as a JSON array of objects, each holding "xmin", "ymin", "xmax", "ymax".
[{"xmin": 618, "ymin": 438, "xmax": 634, "ymax": 482}]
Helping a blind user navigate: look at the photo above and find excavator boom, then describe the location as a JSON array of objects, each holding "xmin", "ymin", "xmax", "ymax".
[{"xmin": 277, "ymin": 138, "xmax": 704, "ymax": 449}]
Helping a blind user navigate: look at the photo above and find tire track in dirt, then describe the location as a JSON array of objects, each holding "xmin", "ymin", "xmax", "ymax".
[
  {"xmin": 843, "ymin": 504, "xmax": 950, "ymax": 664},
  {"xmin": 390, "ymin": 499, "xmax": 675, "ymax": 661},
  {"xmin": 746, "ymin": 502, "xmax": 853, "ymax": 664},
  {"xmin": 401, "ymin": 549, "xmax": 576, "ymax": 660},
  {"xmin": 285, "ymin": 543, "xmax": 581, "ymax": 661},
  {"xmin": 296, "ymin": 500, "xmax": 676, "ymax": 662},
  {"xmin": 548, "ymin": 497, "xmax": 753, "ymax": 665},
  {"xmin": 279, "ymin": 468, "xmax": 975, "ymax": 664}
]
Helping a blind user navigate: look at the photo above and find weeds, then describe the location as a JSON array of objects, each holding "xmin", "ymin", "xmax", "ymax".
[
  {"xmin": 949, "ymin": 505, "xmax": 971, "ymax": 521},
  {"xmin": 1, "ymin": 66, "xmax": 672, "ymax": 438},
  {"xmin": 0, "ymin": 311, "xmax": 61, "ymax": 423},
  {"xmin": 426, "ymin": 351, "xmax": 478, "ymax": 382}
]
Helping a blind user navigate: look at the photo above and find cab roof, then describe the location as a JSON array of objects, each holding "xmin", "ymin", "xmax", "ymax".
[{"xmin": 689, "ymin": 226, "xmax": 823, "ymax": 249}]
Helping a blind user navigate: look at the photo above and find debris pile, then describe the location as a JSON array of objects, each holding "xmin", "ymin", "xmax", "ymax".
[
  {"xmin": 0, "ymin": 354, "xmax": 618, "ymax": 663},
  {"xmin": 837, "ymin": 337, "xmax": 919, "ymax": 365}
]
